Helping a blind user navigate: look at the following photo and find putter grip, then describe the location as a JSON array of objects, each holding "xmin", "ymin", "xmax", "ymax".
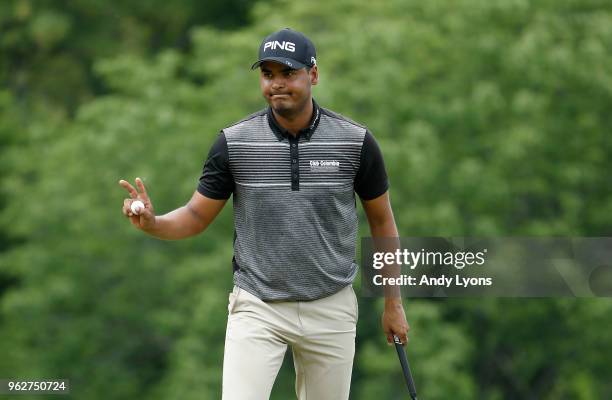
[{"xmin": 393, "ymin": 335, "xmax": 418, "ymax": 400}]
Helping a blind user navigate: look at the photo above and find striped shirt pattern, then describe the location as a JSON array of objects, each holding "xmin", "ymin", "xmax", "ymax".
[{"xmin": 198, "ymin": 103, "xmax": 388, "ymax": 301}]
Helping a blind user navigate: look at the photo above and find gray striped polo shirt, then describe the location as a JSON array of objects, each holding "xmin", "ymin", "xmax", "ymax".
[{"xmin": 197, "ymin": 100, "xmax": 388, "ymax": 301}]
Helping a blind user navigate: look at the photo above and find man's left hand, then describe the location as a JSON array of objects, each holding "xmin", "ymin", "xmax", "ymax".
[{"xmin": 382, "ymin": 299, "xmax": 410, "ymax": 345}]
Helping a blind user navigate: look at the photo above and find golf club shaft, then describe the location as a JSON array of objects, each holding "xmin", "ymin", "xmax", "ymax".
[{"xmin": 393, "ymin": 334, "xmax": 418, "ymax": 400}]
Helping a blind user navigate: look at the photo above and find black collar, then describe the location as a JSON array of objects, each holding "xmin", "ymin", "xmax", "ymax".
[{"xmin": 267, "ymin": 99, "xmax": 321, "ymax": 141}]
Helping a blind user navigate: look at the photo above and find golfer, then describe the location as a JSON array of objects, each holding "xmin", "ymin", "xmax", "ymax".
[{"xmin": 119, "ymin": 28, "xmax": 409, "ymax": 400}]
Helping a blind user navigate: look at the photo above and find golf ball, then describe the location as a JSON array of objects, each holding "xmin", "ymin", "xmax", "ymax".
[{"xmin": 131, "ymin": 200, "xmax": 145, "ymax": 215}]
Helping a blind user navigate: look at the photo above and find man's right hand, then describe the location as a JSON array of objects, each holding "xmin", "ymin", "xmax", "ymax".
[{"xmin": 119, "ymin": 177, "xmax": 156, "ymax": 231}]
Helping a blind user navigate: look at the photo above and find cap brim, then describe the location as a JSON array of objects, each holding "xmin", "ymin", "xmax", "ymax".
[{"xmin": 251, "ymin": 57, "xmax": 308, "ymax": 70}]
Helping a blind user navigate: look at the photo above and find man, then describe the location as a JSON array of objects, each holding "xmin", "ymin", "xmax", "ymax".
[{"xmin": 119, "ymin": 28, "xmax": 409, "ymax": 400}]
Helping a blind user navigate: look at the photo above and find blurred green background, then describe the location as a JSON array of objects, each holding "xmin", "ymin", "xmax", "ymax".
[{"xmin": 1, "ymin": 0, "xmax": 612, "ymax": 398}]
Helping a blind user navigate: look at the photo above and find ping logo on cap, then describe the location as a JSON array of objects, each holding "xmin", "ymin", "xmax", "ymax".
[{"xmin": 263, "ymin": 41, "xmax": 296, "ymax": 52}]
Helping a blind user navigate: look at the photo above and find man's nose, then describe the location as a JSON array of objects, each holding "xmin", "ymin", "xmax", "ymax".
[{"xmin": 271, "ymin": 76, "xmax": 285, "ymax": 89}]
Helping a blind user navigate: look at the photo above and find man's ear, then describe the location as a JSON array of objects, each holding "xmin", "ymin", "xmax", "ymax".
[{"xmin": 310, "ymin": 65, "xmax": 319, "ymax": 85}]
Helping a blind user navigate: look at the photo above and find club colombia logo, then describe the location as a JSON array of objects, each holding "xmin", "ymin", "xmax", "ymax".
[{"xmin": 309, "ymin": 160, "xmax": 340, "ymax": 172}]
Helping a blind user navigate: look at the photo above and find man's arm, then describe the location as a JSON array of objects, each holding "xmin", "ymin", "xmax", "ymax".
[
  {"xmin": 361, "ymin": 191, "xmax": 410, "ymax": 345},
  {"xmin": 147, "ymin": 191, "xmax": 227, "ymax": 240},
  {"xmin": 120, "ymin": 178, "xmax": 227, "ymax": 240}
]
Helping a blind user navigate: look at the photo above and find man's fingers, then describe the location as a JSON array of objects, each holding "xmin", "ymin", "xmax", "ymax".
[
  {"xmin": 123, "ymin": 199, "xmax": 132, "ymax": 216},
  {"xmin": 135, "ymin": 177, "xmax": 149, "ymax": 201},
  {"xmin": 398, "ymin": 322, "xmax": 410, "ymax": 345},
  {"xmin": 119, "ymin": 179, "xmax": 139, "ymax": 199}
]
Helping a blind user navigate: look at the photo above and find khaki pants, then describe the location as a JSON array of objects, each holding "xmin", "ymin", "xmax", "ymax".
[{"xmin": 222, "ymin": 285, "xmax": 358, "ymax": 400}]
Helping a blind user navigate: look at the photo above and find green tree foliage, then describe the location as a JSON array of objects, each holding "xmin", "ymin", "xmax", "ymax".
[
  {"xmin": 1, "ymin": 0, "xmax": 612, "ymax": 399},
  {"xmin": 0, "ymin": 0, "xmax": 254, "ymax": 113}
]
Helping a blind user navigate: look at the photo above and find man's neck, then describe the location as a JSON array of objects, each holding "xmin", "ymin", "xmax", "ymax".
[{"xmin": 272, "ymin": 99, "xmax": 314, "ymax": 137}]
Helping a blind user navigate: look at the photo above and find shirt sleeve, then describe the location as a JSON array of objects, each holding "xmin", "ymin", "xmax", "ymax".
[
  {"xmin": 354, "ymin": 130, "xmax": 389, "ymax": 200},
  {"xmin": 197, "ymin": 131, "xmax": 234, "ymax": 199}
]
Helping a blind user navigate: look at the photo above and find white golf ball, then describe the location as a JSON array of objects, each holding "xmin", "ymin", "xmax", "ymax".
[{"xmin": 131, "ymin": 200, "xmax": 145, "ymax": 215}]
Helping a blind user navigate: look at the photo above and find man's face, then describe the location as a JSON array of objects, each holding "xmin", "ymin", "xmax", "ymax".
[{"xmin": 259, "ymin": 61, "xmax": 318, "ymax": 118}]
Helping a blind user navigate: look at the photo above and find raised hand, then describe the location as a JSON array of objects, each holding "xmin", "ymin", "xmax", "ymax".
[{"xmin": 119, "ymin": 177, "xmax": 156, "ymax": 231}]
